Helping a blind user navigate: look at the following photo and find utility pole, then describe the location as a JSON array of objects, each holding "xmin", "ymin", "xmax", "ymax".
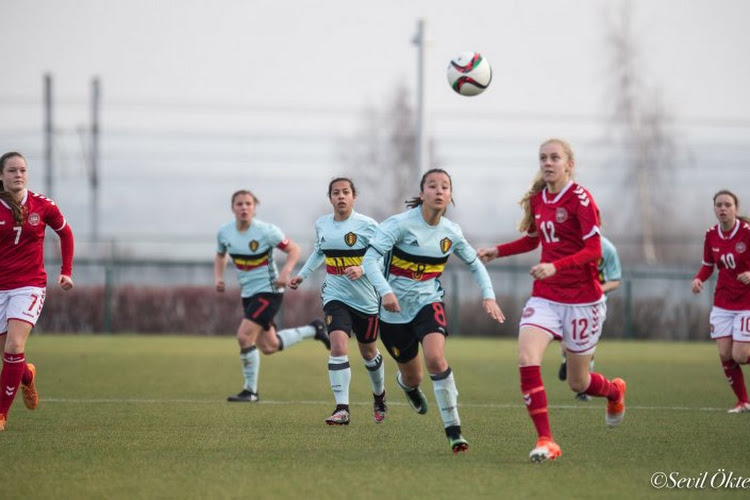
[
  {"xmin": 412, "ymin": 19, "xmax": 429, "ymax": 187},
  {"xmin": 90, "ymin": 77, "xmax": 101, "ymax": 248},
  {"xmin": 43, "ymin": 73, "xmax": 53, "ymax": 199}
]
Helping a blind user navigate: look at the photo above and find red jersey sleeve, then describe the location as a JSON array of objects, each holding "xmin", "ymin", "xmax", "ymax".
[
  {"xmin": 496, "ymin": 234, "xmax": 540, "ymax": 257},
  {"xmin": 553, "ymin": 232, "xmax": 601, "ymax": 270},
  {"xmin": 56, "ymin": 224, "xmax": 74, "ymax": 276}
]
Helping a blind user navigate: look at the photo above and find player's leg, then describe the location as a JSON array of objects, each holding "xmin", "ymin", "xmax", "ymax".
[
  {"xmin": 325, "ymin": 328, "xmax": 352, "ymax": 425},
  {"xmin": 732, "ymin": 338, "xmax": 750, "ymax": 413},
  {"xmin": 558, "ymin": 341, "xmax": 568, "ymax": 381},
  {"xmin": 227, "ymin": 318, "xmax": 262, "ymax": 402},
  {"xmin": 422, "ymin": 330, "xmax": 467, "ymax": 454},
  {"xmin": 380, "ymin": 320, "xmax": 427, "ymax": 415},
  {"xmin": 519, "ymin": 325, "xmax": 560, "ymax": 462},
  {"xmin": 0, "ymin": 319, "xmax": 33, "ymax": 430},
  {"xmin": 353, "ymin": 312, "xmax": 386, "ymax": 423},
  {"xmin": 712, "ymin": 309, "xmax": 748, "ymax": 412}
]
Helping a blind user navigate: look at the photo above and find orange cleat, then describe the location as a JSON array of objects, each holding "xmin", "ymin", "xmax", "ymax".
[
  {"xmin": 0, "ymin": 414, "xmax": 6, "ymax": 432},
  {"xmin": 529, "ymin": 437, "xmax": 562, "ymax": 463},
  {"xmin": 606, "ymin": 378, "xmax": 627, "ymax": 427},
  {"xmin": 21, "ymin": 363, "xmax": 39, "ymax": 410}
]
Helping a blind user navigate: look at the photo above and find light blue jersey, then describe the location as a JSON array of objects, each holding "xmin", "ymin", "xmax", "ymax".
[
  {"xmin": 216, "ymin": 219, "xmax": 286, "ymax": 297},
  {"xmin": 297, "ymin": 211, "xmax": 380, "ymax": 315},
  {"xmin": 599, "ymin": 236, "xmax": 622, "ymax": 286},
  {"xmin": 363, "ymin": 207, "xmax": 495, "ymax": 323}
]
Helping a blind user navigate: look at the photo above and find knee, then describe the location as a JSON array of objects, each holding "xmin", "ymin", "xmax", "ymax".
[
  {"xmin": 733, "ymin": 353, "xmax": 749, "ymax": 365},
  {"xmin": 400, "ymin": 367, "xmax": 423, "ymax": 387},
  {"xmin": 424, "ymin": 354, "xmax": 448, "ymax": 375}
]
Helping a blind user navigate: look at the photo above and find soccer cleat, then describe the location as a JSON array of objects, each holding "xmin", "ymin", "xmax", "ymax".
[
  {"xmin": 21, "ymin": 363, "xmax": 39, "ymax": 410},
  {"xmin": 0, "ymin": 414, "xmax": 6, "ymax": 432},
  {"xmin": 325, "ymin": 408, "xmax": 350, "ymax": 426},
  {"xmin": 373, "ymin": 392, "xmax": 387, "ymax": 424},
  {"xmin": 727, "ymin": 402, "xmax": 750, "ymax": 413},
  {"xmin": 605, "ymin": 378, "xmax": 627, "ymax": 427},
  {"xmin": 445, "ymin": 425, "xmax": 469, "ymax": 454},
  {"xmin": 227, "ymin": 389, "xmax": 259, "ymax": 402},
  {"xmin": 310, "ymin": 319, "xmax": 331, "ymax": 350},
  {"xmin": 529, "ymin": 437, "xmax": 562, "ymax": 463},
  {"xmin": 575, "ymin": 392, "xmax": 592, "ymax": 402},
  {"xmin": 558, "ymin": 360, "xmax": 567, "ymax": 381}
]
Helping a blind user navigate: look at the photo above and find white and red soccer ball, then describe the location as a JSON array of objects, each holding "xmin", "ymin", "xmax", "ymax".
[{"xmin": 446, "ymin": 51, "xmax": 492, "ymax": 97}]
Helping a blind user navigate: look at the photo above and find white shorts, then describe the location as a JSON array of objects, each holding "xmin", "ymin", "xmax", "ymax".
[
  {"xmin": 519, "ymin": 296, "xmax": 607, "ymax": 355},
  {"xmin": 0, "ymin": 286, "xmax": 47, "ymax": 334},
  {"xmin": 709, "ymin": 306, "xmax": 750, "ymax": 342}
]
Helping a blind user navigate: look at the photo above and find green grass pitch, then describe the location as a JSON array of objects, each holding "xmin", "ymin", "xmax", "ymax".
[{"xmin": 2, "ymin": 335, "xmax": 749, "ymax": 499}]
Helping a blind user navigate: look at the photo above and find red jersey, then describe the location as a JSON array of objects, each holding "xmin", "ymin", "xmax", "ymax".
[
  {"xmin": 0, "ymin": 190, "xmax": 72, "ymax": 289},
  {"xmin": 695, "ymin": 221, "xmax": 750, "ymax": 310},
  {"xmin": 528, "ymin": 182, "xmax": 603, "ymax": 304}
]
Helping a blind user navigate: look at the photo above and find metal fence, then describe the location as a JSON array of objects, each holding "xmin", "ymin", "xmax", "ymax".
[{"xmin": 43, "ymin": 257, "xmax": 713, "ymax": 340}]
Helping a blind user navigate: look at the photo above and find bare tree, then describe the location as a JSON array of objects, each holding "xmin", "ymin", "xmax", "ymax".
[
  {"xmin": 337, "ymin": 83, "xmax": 419, "ymax": 221},
  {"xmin": 605, "ymin": 0, "xmax": 679, "ymax": 264}
]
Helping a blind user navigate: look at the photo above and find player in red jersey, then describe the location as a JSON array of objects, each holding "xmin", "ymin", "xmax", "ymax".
[
  {"xmin": 691, "ymin": 189, "xmax": 750, "ymax": 413},
  {"xmin": 478, "ymin": 139, "xmax": 626, "ymax": 463},
  {"xmin": 0, "ymin": 152, "xmax": 74, "ymax": 431}
]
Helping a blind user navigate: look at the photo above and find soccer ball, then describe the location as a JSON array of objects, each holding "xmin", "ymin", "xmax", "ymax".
[{"xmin": 446, "ymin": 51, "xmax": 492, "ymax": 96}]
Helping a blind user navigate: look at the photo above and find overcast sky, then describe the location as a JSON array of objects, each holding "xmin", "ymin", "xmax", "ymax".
[{"xmin": 1, "ymin": 0, "xmax": 748, "ymax": 259}]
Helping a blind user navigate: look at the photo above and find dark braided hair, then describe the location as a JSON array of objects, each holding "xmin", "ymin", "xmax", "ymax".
[{"xmin": 0, "ymin": 152, "xmax": 26, "ymax": 225}]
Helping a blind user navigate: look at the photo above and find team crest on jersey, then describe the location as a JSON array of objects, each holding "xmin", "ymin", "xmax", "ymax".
[
  {"xmin": 344, "ymin": 232, "xmax": 357, "ymax": 247},
  {"xmin": 440, "ymin": 237, "xmax": 452, "ymax": 254},
  {"xmin": 391, "ymin": 346, "xmax": 400, "ymax": 358},
  {"xmin": 326, "ymin": 315, "xmax": 333, "ymax": 326},
  {"xmin": 555, "ymin": 208, "xmax": 568, "ymax": 223},
  {"xmin": 27, "ymin": 213, "xmax": 41, "ymax": 226},
  {"xmin": 736, "ymin": 242, "xmax": 747, "ymax": 254},
  {"xmin": 248, "ymin": 240, "xmax": 259, "ymax": 252},
  {"xmin": 522, "ymin": 307, "xmax": 535, "ymax": 319}
]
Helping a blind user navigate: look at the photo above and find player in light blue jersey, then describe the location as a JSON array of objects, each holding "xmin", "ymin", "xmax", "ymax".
[
  {"xmin": 215, "ymin": 190, "xmax": 330, "ymax": 403},
  {"xmin": 290, "ymin": 178, "xmax": 386, "ymax": 426},
  {"xmin": 362, "ymin": 169, "xmax": 505, "ymax": 454},
  {"xmin": 558, "ymin": 233, "xmax": 622, "ymax": 400}
]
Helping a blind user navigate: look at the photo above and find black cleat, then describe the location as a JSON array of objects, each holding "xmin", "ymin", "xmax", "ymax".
[
  {"xmin": 227, "ymin": 389, "xmax": 259, "ymax": 402},
  {"xmin": 311, "ymin": 319, "xmax": 331, "ymax": 350},
  {"xmin": 446, "ymin": 425, "xmax": 469, "ymax": 454},
  {"xmin": 373, "ymin": 391, "xmax": 387, "ymax": 424},
  {"xmin": 558, "ymin": 360, "xmax": 567, "ymax": 381}
]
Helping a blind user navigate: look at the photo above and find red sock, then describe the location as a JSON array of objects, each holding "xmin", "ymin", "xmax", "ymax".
[
  {"xmin": 722, "ymin": 360, "xmax": 749, "ymax": 404},
  {"xmin": 585, "ymin": 372, "xmax": 621, "ymax": 401},
  {"xmin": 21, "ymin": 363, "xmax": 33, "ymax": 385},
  {"xmin": 0, "ymin": 352, "xmax": 26, "ymax": 417},
  {"xmin": 520, "ymin": 365, "xmax": 552, "ymax": 439}
]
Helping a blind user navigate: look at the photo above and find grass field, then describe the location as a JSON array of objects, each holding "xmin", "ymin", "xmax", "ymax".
[{"xmin": 1, "ymin": 335, "xmax": 749, "ymax": 499}]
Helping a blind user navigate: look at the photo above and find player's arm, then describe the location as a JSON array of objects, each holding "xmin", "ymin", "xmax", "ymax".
[
  {"xmin": 214, "ymin": 252, "xmax": 228, "ymax": 292},
  {"xmin": 276, "ymin": 238, "xmax": 300, "ymax": 288},
  {"xmin": 55, "ymin": 223, "xmax": 74, "ymax": 291},
  {"xmin": 692, "ymin": 235, "xmax": 715, "ymax": 294}
]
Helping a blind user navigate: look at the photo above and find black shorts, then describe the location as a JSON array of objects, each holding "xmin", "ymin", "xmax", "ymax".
[
  {"xmin": 323, "ymin": 300, "xmax": 379, "ymax": 344},
  {"xmin": 379, "ymin": 302, "xmax": 450, "ymax": 363},
  {"xmin": 241, "ymin": 293, "xmax": 283, "ymax": 330}
]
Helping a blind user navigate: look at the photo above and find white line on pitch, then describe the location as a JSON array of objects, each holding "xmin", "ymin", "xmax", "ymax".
[{"xmin": 40, "ymin": 398, "xmax": 729, "ymax": 412}]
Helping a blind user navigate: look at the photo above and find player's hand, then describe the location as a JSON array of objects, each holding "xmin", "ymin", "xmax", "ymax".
[
  {"xmin": 343, "ymin": 266, "xmax": 363, "ymax": 281},
  {"xmin": 288, "ymin": 275, "xmax": 303, "ymax": 289},
  {"xmin": 58, "ymin": 274, "xmax": 73, "ymax": 291},
  {"xmin": 477, "ymin": 247, "xmax": 498, "ymax": 263},
  {"xmin": 215, "ymin": 279, "xmax": 226, "ymax": 293},
  {"xmin": 275, "ymin": 271, "xmax": 291, "ymax": 288},
  {"xmin": 382, "ymin": 293, "xmax": 401, "ymax": 313},
  {"xmin": 737, "ymin": 272, "xmax": 750, "ymax": 285},
  {"xmin": 691, "ymin": 278, "xmax": 703, "ymax": 294},
  {"xmin": 530, "ymin": 263, "xmax": 556, "ymax": 280},
  {"xmin": 483, "ymin": 298, "xmax": 505, "ymax": 323}
]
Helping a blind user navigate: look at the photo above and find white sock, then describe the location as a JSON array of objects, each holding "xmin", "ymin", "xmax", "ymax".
[
  {"xmin": 240, "ymin": 346, "xmax": 260, "ymax": 393},
  {"xmin": 430, "ymin": 368, "xmax": 460, "ymax": 428},
  {"xmin": 276, "ymin": 325, "xmax": 315, "ymax": 349},
  {"xmin": 328, "ymin": 355, "xmax": 351, "ymax": 405},
  {"xmin": 363, "ymin": 350, "xmax": 385, "ymax": 396}
]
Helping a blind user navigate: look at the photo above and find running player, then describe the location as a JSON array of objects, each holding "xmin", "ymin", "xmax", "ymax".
[
  {"xmin": 0, "ymin": 152, "xmax": 75, "ymax": 431},
  {"xmin": 691, "ymin": 189, "xmax": 750, "ymax": 413},
  {"xmin": 363, "ymin": 168, "xmax": 505, "ymax": 454},
  {"xmin": 215, "ymin": 190, "xmax": 330, "ymax": 403},
  {"xmin": 478, "ymin": 139, "xmax": 627, "ymax": 463},
  {"xmin": 289, "ymin": 177, "xmax": 386, "ymax": 426}
]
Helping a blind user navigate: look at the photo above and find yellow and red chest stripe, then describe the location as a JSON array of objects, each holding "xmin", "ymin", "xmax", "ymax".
[
  {"xmin": 324, "ymin": 248, "xmax": 366, "ymax": 275},
  {"xmin": 389, "ymin": 246, "xmax": 449, "ymax": 281},
  {"xmin": 230, "ymin": 251, "xmax": 270, "ymax": 271}
]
